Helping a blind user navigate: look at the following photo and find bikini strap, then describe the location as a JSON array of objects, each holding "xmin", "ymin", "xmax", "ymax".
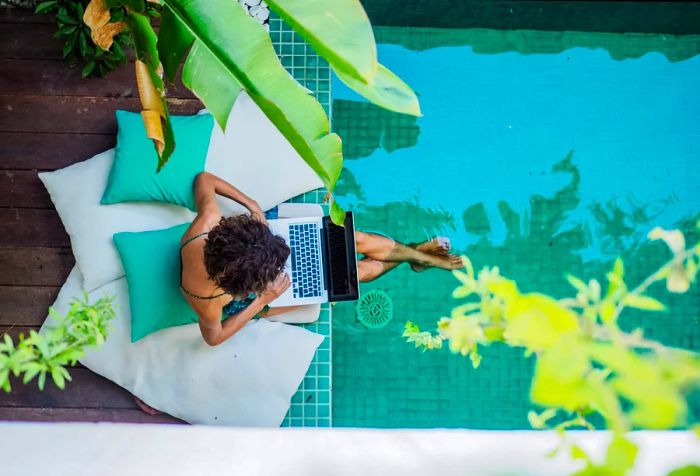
[
  {"xmin": 181, "ymin": 231, "xmax": 209, "ymax": 250},
  {"xmin": 179, "ymin": 230, "xmax": 226, "ymax": 300},
  {"xmin": 180, "ymin": 285, "xmax": 227, "ymax": 301}
]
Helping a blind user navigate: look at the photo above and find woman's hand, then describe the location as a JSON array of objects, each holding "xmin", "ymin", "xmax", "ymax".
[
  {"xmin": 249, "ymin": 202, "xmax": 268, "ymax": 225},
  {"xmin": 259, "ymin": 272, "xmax": 291, "ymax": 304}
]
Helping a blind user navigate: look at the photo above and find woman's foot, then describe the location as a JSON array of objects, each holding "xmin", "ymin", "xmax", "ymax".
[
  {"xmin": 134, "ymin": 396, "xmax": 162, "ymax": 416},
  {"xmin": 410, "ymin": 237, "xmax": 454, "ymax": 272}
]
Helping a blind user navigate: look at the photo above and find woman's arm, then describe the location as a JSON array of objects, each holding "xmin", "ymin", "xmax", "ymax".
[
  {"xmin": 194, "ymin": 172, "xmax": 265, "ymax": 222},
  {"xmin": 198, "ymin": 297, "xmax": 267, "ymax": 346},
  {"xmin": 197, "ymin": 273, "xmax": 291, "ymax": 346}
]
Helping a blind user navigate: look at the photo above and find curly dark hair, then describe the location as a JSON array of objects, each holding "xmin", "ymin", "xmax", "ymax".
[{"xmin": 203, "ymin": 215, "xmax": 290, "ymax": 297}]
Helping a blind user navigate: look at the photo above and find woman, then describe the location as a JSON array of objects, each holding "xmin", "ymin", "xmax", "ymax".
[
  {"xmin": 183, "ymin": 171, "xmax": 465, "ymax": 343},
  {"xmin": 135, "ymin": 171, "xmax": 463, "ymax": 414}
]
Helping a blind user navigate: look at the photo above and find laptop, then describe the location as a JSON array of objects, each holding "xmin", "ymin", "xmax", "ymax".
[{"xmin": 267, "ymin": 212, "xmax": 360, "ymax": 307}]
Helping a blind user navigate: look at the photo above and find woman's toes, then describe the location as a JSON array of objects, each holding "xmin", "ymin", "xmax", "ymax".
[{"xmin": 436, "ymin": 236, "xmax": 451, "ymax": 251}]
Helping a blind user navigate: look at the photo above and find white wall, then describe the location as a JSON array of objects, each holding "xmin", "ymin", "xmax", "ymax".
[{"xmin": 0, "ymin": 424, "xmax": 697, "ymax": 475}]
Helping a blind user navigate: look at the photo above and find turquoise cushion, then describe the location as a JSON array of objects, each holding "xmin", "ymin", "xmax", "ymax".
[
  {"xmin": 114, "ymin": 223, "xmax": 200, "ymax": 342},
  {"xmin": 102, "ymin": 111, "xmax": 214, "ymax": 210}
]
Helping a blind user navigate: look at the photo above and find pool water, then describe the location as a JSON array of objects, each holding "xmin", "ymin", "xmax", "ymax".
[{"xmin": 330, "ymin": 27, "xmax": 700, "ymax": 428}]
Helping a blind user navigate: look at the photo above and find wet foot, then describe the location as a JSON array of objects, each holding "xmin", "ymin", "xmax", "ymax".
[
  {"xmin": 410, "ymin": 237, "xmax": 452, "ymax": 272},
  {"xmin": 134, "ymin": 396, "xmax": 162, "ymax": 416}
]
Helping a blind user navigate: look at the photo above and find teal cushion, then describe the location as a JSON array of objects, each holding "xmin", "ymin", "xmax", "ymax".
[
  {"xmin": 102, "ymin": 111, "xmax": 214, "ymax": 210},
  {"xmin": 114, "ymin": 223, "xmax": 199, "ymax": 342}
]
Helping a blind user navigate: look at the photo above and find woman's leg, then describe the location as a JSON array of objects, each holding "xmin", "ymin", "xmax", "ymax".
[
  {"xmin": 134, "ymin": 396, "xmax": 162, "ymax": 415},
  {"xmin": 358, "ymin": 258, "xmax": 401, "ymax": 282},
  {"xmin": 355, "ymin": 231, "xmax": 462, "ymax": 271}
]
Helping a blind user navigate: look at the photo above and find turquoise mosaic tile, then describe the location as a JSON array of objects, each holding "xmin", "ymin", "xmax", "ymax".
[{"xmin": 269, "ymin": 15, "xmax": 333, "ymax": 428}]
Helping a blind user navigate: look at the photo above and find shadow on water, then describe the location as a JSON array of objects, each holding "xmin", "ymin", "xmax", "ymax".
[{"xmin": 332, "ymin": 99, "xmax": 421, "ymax": 160}]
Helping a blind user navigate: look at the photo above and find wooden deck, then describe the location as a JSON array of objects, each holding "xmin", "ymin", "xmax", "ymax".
[{"xmin": 0, "ymin": 8, "xmax": 202, "ymax": 423}]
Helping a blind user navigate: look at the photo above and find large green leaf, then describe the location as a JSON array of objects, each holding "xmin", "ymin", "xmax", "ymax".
[
  {"xmin": 158, "ymin": 6, "xmax": 194, "ymax": 82},
  {"xmin": 334, "ymin": 63, "xmax": 422, "ymax": 116},
  {"xmin": 161, "ymin": 0, "xmax": 342, "ymax": 195},
  {"xmin": 264, "ymin": 0, "xmax": 376, "ymax": 81},
  {"xmin": 266, "ymin": 0, "xmax": 420, "ymax": 116},
  {"xmin": 181, "ymin": 41, "xmax": 242, "ymax": 131},
  {"xmin": 125, "ymin": 10, "xmax": 174, "ymax": 169}
]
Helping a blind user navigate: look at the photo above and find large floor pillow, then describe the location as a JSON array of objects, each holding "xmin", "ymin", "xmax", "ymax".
[
  {"xmin": 39, "ymin": 150, "xmax": 195, "ymax": 292},
  {"xmin": 42, "ymin": 267, "xmax": 324, "ymax": 426}
]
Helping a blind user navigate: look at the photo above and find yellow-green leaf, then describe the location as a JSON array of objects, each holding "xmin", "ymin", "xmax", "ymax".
[
  {"xmin": 623, "ymin": 294, "xmax": 666, "ymax": 312},
  {"xmin": 504, "ymin": 293, "xmax": 581, "ymax": 351},
  {"xmin": 604, "ymin": 436, "xmax": 638, "ymax": 474}
]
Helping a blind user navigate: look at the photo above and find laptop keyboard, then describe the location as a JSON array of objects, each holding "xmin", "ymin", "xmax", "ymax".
[{"xmin": 289, "ymin": 223, "xmax": 323, "ymax": 299}]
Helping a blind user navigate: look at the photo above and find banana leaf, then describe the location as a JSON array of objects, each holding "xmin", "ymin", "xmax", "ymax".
[
  {"xmin": 162, "ymin": 0, "xmax": 343, "ymax": 196},
  {"xmin": 265, "ymin": 0, "xmax": 421, "ymax": 116}
]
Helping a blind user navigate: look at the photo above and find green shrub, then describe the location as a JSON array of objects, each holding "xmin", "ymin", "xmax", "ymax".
[
  {"xmin": 35, "ymin": 0, "xmax": 155, "ymax": 77},
  {"xmin": 405, "ymin": 225, "xmax": 700, "ymax": 474},
  {"xmin": 0, "ymin": 294, "xmax": 115, "ymax": 392}
]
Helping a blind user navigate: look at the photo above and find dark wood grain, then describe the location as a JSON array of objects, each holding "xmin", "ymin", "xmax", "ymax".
[
  {"xmin": 0, "ymin": 368, "xmax": 137, "ymax": 409},
  {"xmin": 0, "ymin": 9, "xmax": 53, "ymax": 24},
  {"xmin": 0, "ymin": 407, "xmax": 184, "ymax": 424},
  {"xmin": 0, "ymin": 22, "xmax": 62, "ymax": 59},
  {"xmin": 0, "ymin": 247, "xmax": 74, "ymax": 287},
  {"xmin": 0, "ymin": 209, "xmax": 70, "ymax": 247},
  {"xmin": 0, "ymin": 95, "xmax": 203, "ymax": 134},
  {"xmin": 0, "ymin": 132, "xmax": 116, "ymax": 170},
  {"xmin": 0, "ymin": 170, "xmax": 52, "ymax": 208},
  {"xmin": 0, "ymin": 287, "xmax": 61, "ymax": 325},
  {"xmin": 0, "ymin": 59, "xmax": 196, "ymax": 99}
]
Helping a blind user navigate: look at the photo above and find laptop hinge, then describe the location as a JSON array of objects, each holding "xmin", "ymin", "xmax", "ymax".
[{"xmin": 320, "ymin": 223, "xmax": 330, "ymax": 292}]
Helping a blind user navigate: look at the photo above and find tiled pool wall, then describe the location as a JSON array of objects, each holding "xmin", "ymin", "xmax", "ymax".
[{"xmin": 269, "ymin": 16, "xmax": 333, "ymax": 428}]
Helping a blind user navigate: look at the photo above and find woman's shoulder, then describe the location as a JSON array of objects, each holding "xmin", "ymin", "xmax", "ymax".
[{"xmin": 181, "ymin": 213, "xmax": 221, "ymax": 245}]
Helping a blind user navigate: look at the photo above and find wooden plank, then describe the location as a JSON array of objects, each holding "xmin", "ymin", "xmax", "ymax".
[
  {"xmin": 0, "ymin": 286, "xmax": 61, "ymax": 325},
  {"xmin": 0, "ymin": 132, "xmax": 115, "ymax": 171},
  {"xmin": 0, "ymin": 209, "xmax": 69, "ymax": 247},
  {"xmin": 0, "ymin": 367, "xmax": 137, "ymax": 410},
  {"xmin": 0, "ymin": 22, "xmax": 62, "ymax": 59},
  {"xmin": 0, "ymin": 59, "xmax": 196, "ymax": 99},
  {"xmin": 0, "ymin": 325, "xmax": 40, "ymax": 341},
  {"xmin": 0, "ymin": 170, "xmax": 52, "ymax": 208},
  {"xmin": 0, "ymin": 407, "xmax": 184, "ymax": 424},
  {"xmin": 0, "ymin": 247, "xmax": 73, "ymax": 287},
  {"xmin": 0, "ymin": 95, "xmax": 202, "ymax": 133},
  {"xmin": 0, "ymin": 9, "xmax": 53, "ymax": 24}
]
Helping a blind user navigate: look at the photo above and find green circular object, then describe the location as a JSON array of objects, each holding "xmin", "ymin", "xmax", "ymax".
[{"xmin": 356, "ymin": 289, "xmax": 394, "ymax": 329}]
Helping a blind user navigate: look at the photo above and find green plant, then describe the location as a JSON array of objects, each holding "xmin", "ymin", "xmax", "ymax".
[
  {"xmin": 81, "ymin": 0, "xmax": 421, "ymax": 224},
  {"xmin": 0, "ymin": 294, "xmax": 115, "ymax": 392},
  {"xmin": 34, "ymin": 0, "xmax": 139, "ymax": 77},
  {"xmin": 404, "ymin": 226, "xmax": 700, "ymax": 475}
]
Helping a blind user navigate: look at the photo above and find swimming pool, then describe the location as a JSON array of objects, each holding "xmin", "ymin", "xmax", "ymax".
[{"xmin": 330, "ymin": 25, "xmax": 700, "ymax": 428}]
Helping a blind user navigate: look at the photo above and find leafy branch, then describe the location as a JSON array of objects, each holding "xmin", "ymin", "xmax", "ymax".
[
  {"xmin": 404, "ymin": 225, "xmax": 700, "ymax": 475},
  {"xmin": 0, "ymin": 295, "xmax": 115, "ymax": 392}
]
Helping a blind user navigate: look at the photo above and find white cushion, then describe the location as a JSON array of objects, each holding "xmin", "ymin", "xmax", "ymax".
[
  {"xmin": 39, "ymin": 150, "xmax": 195, "ymax": 292},
  {"xmin": 42, "ymin": 267, "xmax": 323, "ymax": 426},
  {"xmin": 207, "ymin": 91, "xmax": 323, "ymax": 216},
  {"xmin": 39, "ymin": 92, "xmax": 323, "ymax": 292}
]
